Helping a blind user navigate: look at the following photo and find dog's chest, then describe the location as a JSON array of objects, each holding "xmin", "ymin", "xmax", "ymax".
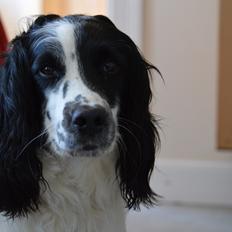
[
  {"xmin": 2, "ymin": 154, "xmax": 126, "ymax": 232},
  {"xmin": 39, "ymin": 154, "xmax": 126, "ymax": 232}
]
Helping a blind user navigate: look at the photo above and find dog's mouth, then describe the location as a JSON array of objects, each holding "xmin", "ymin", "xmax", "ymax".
[
  {"xmin": 82, "ymin": 144, "xmax": 98, "ymax": 151},
  {"xmin": 53, "ymin": 138, "xmax": 115, "ymax": 157},
  {"xmin": 53, "ymin": 121, "xmax": 116, "ymax": 157}
]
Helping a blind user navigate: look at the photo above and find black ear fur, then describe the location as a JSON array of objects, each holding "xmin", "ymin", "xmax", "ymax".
[
  {"xmin": 0, "ymin": 35, "xmax": 44, "ymax": 218},
  {"xmin": 94, "ymin": 15, "xmax": 116, "ymax": 28},
  {"xmin": 32, "ymin": 14, "xmax": 61, "ymax": 28},
  {"xmin": 117, "ymin": 38, "xmax": 160, "ymax": 210}
]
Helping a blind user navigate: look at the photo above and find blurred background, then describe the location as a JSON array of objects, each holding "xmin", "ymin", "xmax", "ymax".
[{"xmin": 0, "ymin": 0, "xmax": 232, "ymax": 231}]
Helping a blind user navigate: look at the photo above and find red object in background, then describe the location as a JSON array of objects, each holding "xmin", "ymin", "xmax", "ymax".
[{"xmin": 0, "ymin": 17, "xmax": 8, "ymax": 65}]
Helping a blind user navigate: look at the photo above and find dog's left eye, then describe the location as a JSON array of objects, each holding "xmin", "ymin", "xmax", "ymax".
[
  {"xmin": 102, "ymin": 61, "xmax": 119, "ymax": 75},
  {"xmin": 40, "ymin": 66, "xmax": 56, "ymax": 77}
]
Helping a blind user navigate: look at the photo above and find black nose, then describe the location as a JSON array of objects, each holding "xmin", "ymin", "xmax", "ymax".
[{"xmin": 71, "ymin": 106, "xmax": 107, "ymax": 132}]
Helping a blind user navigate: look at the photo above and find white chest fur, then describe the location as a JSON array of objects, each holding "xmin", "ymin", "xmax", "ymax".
[{"xmin": 0, "ymin": 152, "xmax": 126, "ymax": 232}]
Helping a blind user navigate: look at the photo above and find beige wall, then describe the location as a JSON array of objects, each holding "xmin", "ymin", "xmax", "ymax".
[
  {"xmin": 43, "ymin": 0, "xmax": 106, "ymax": 16},
  {"xmin": 68, "ymin": 0, "xmax": 106, "ymax": 15},
  {"xmin": 144, "ymin": 0, "xmax": 232, "ymax": 161},
  {"xmin": 0, "ymin": 0, "xmax": 106, "ymax": 39},
  {"xmin": 0, "ymin": 0, "xmax": 42, "ymax": 39}
]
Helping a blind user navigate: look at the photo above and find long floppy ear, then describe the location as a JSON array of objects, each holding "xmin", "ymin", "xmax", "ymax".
[
  {"xmin": 0, "ymin": 35, "xmax": 44, "ymax": 218},
  {"xmin": 117, "ymin": 38, "xmax": 160, "ymax": 210}
]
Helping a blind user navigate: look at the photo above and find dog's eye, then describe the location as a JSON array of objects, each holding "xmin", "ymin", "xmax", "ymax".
[
  {"xmin": 40, "ymin": 66, "xmax": 56, "ymax": 77},
  {"xmin": 102, "ymin": 61, "xmax": 119, "ymax": 75}
]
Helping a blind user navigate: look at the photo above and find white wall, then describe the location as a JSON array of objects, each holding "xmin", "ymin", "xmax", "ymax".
[
  {"xmin": 144, "ymin": 0, "xmax": 232, "ymax": 162},
  {"xmin": 107, "ymin": 0, "xmax": 143, "ymax": 49},
  {"xmin": 143, "ymin": 0, "xmax": 232, "ymax": 206},
  {"xmin": 0, "ymin": 0, "xmax": 42, "ymax": 39}
]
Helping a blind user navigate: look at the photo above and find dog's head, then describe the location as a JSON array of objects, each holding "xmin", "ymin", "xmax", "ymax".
[{"xmin": 0, "ymin": 15, "xmax": 160, "ymax": 217}]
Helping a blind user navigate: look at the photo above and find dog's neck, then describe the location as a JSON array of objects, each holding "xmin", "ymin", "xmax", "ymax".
[
  {"xmin": 34, "ymin": 149, "xmax": 127, "ymax": 232},
  {"xmin": 2, "ymin": 149, "xmax": 127, "ymax": 232}
]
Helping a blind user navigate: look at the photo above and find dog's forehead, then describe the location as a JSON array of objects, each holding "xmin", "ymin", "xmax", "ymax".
[
  {"xmin": 31, "ymin": 20, "xmax": 77, "ymax": 50},
  {"xmin": 55, "ymin": 22, "xmax": 77, "ymax": 54},
  {"xmin": 54, "ymin": 22, "xmax": 78, "ymax": 76}
]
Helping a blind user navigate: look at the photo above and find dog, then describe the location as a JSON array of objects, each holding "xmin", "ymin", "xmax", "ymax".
[{"xmin": 0, "ymin": 14, "xmax": 160, "ymax": 232}]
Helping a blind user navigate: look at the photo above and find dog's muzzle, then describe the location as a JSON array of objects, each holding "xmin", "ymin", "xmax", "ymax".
[{"xmin": 60, "ymin": 102, "xmax": 116, "ymax": 155}]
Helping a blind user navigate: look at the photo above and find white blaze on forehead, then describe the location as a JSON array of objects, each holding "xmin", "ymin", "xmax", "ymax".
[
  {"xmin": 54, "ymin": 21, "xmax": 106, "ymax": 106},
  {"xmin": 56, "ymin": 22, "xmax": 78, "ymax": 77},
  {"xmin": 45, "ymin": 22, "xmax": 108, "ymax": 145}
]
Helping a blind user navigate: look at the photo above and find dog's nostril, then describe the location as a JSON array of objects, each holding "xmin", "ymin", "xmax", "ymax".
[
  {"xmin": 71, "ymin": 107, "xmax": 107, "ymax": 131},
  {"xmin": 73, "ymin": 115, "xmax": 87, "ymax": 128},
  {"xmin": 95, "ymin": 116, "xmax": 104, "ymax": 126}
]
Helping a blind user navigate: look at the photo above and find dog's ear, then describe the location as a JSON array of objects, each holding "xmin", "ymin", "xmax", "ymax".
[
  {"xmin": 0, "ymin": 34, "xmax": 44, "ymax": 218},
  {"xmin": 117, "ymin": 37, "xmax": 160, "ymax": 210},
  {"xmin": 94, "ymin": 15, "xmax": 116, "ymax": 28}
]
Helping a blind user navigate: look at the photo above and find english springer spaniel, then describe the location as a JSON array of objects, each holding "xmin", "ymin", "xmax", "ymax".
[{"xmin": 0, "ymin": 14, "xmax": 160, "ymax": 232}]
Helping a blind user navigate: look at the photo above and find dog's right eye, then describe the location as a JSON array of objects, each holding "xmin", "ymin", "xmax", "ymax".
[{"xmin": 40, "ymin": 65, "xmax": 56, "ymax": 77}]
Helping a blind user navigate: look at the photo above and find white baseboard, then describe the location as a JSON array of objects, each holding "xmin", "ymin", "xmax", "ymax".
[{"xmin": 151, "ymin": 159, "xmax": 232, "ymax": 207}]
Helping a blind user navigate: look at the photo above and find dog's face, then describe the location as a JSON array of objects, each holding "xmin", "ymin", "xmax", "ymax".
[
  {"xmin": 31, "ymin": 17, "xmax": 124, "ymax": 157},
  {"xmin": 0, "ymin": 14, "xmax": 160, "ymax": 218}
]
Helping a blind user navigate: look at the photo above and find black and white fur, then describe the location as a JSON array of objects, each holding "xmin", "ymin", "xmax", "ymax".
[{"xmin": 0, "ymin": 15, "xmax": 160, "ymax": 232}]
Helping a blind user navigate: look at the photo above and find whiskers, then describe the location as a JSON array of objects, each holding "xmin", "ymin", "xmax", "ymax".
[
  {"xmin": 118, "ymin": 117, "xmax": 144, "ymax": 132},
  {"xmin": 116, "ymin": 135, "xmax": 127, "ymax": 157},
  {"xmin": 16, "ymin": 125, "xmax": 52, "ymax": 160},
  {"xmin": 117, "ymin": 117, "xmax": 143, "ymax": 163}
]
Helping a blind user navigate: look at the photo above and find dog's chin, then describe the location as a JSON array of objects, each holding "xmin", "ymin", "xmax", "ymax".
[
  {"xmin": 70, "ymin": 145, "xmax": 105, "ymax": 157},
  {"xmin": 52, "ymin": 138, "xmax": 116, "ymax": 158}
]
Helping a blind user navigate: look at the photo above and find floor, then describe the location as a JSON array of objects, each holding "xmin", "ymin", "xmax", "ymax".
[{"xmin": 126, "ymin": 204, "xmax": 232, "ymax": 232}]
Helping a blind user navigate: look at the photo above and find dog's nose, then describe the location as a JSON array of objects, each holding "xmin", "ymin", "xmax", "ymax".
[{"xmin": 71, "ymin": 106, "xmax": 107, "ymax": 132}]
